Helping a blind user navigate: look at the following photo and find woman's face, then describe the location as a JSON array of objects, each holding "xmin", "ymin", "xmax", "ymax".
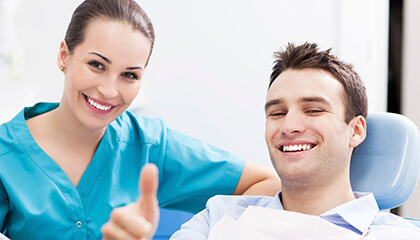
[{"xmin": 57, "ymin": 17, "xmax": 151, "ymax": 130}]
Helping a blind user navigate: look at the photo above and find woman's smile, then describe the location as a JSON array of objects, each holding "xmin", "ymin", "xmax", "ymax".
[{"xmin": 83, "ymin": 94, "xmax": 117, "ymax": 114}]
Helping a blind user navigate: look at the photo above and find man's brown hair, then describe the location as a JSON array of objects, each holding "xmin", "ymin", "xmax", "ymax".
[{"xmin": 269, "ymin": 42, "xmax": 368, "ymax": 123}]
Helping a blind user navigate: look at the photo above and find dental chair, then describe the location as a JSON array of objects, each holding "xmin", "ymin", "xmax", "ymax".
[
  {"xmin": 350, "ymin": 112, "xmax": 420, "ymax": 227},
  {"xmin": 153, "ymin": 209, "xmax": 194, "ymax": 240},
  {"xmin": 153, "ymin": 112, "xmax": 420, "ymax": 239}
]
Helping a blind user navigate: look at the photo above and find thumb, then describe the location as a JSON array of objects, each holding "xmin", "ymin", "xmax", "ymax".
[{"xmin": 138, "ymin": 164, "xmax": 159, "ymax": 227}]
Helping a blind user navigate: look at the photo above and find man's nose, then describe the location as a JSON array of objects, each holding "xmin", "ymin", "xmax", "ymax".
[{"xmin": 280, "ymin": 111, "xmax": 306, "ymax": 135}]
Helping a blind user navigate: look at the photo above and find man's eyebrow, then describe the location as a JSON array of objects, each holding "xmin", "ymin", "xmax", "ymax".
[
  {"xmin": 299, "ymin": 96, "xmax": 332, "ymax": 106},
  {"xmin": 89, "ymin": 52, "xmax": 112, "ymax": 64},
  {"xmin": 264, "ymin": 96, "xmax": 332, "ymax": 111},
  {"xmin": 265, "ymin": 99, "xmax": 283, "ymax": 112}
]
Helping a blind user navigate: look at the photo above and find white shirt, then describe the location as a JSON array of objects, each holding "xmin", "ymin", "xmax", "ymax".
[{"xmin": 171, "ymin": 192, "xmax": 420, "ymax": 239}]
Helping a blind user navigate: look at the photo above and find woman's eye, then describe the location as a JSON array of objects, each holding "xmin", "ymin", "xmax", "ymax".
[
  {"xmin": 88, "ymin": 61, "xmax": 104, "ymax": 70},
  {"xmin": 122, "ymin": 72, "xmax": 139, "ymax": 80}
]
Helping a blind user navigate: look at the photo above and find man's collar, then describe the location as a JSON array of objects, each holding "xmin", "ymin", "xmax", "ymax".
[
  {"xmin": 274, "ymin": 191, "xmax": 379, "ymax": 234},
  {"xmin": 320, "ymin": 192, "xmax": 379, "ymax": 234},
  {"xmin": 266, "ymin": 191, "xmax": 284, "ymax": 210}
]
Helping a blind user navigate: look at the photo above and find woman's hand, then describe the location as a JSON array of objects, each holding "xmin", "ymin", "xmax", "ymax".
[{"xmin": 101, "ymin": 164, "xmax": 159, "ymax": 240}]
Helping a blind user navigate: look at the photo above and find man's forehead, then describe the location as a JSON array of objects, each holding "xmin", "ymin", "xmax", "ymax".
[
  {"xmin": 268, "ymin": 68, "xmax": 341, "ymax": 87},
  {"xmin": 265, "ymin": 69, "xmax": 345, "ymax": 109}
]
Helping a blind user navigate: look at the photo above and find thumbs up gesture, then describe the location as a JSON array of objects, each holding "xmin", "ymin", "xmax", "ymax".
[{"xmin": 102, "ymin": 164, "xmax": 160, "ymax": 240}]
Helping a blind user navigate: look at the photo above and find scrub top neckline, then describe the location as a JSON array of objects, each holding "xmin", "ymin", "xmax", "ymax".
[{"xmin": 10, "ymin": 102, "xmax": 113, "ymax": 206}]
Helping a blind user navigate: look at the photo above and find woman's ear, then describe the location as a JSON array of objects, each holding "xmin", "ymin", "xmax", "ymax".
[
  {"xmin": 349, "ymin": 115, "xmax": 367, "ymax": 148},
  {"xmin": 57, "ymin": 40, "xmax": 69, "ymax": 71}
]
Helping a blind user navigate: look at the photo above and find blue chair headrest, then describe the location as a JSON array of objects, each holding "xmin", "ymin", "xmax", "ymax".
[{"xmin": 350, "ymin": 112, "xmax": 420, "ymax": 210}]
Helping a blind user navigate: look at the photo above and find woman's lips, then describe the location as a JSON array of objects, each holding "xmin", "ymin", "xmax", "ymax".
[{"xmin": 83, "ymin": 94, "xmax": 117, "ymax": 114}]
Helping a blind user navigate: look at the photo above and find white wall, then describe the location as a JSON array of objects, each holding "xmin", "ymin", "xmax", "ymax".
[
  {"xmin": 132, "ymin": 0, "xmax": 389, "ymax": 167},
  {"xmin": 400, "ymin": 0, "xmax": 420, "ymax": 219},
  {"xmin": 1, "ymin": 0, "xmax": 389, "ymax": 181},
  {"xmin": 0, "ymin": 0, "xmax": 80, "ymax": 122}
]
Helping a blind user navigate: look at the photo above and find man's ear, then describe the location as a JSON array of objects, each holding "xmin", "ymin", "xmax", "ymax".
[
  {"xmin": 57, "ymin": 40, "xmax": 69, "ymax": 71},
  {"xmin": 349, "ymin": 115, "xmax": 367, "ymax": 148}
]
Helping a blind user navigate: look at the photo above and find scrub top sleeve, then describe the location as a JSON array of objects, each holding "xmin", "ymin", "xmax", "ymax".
[
  {"xmin": 0, "ymin": 184, "xmax": 8, "ymax": 232},
  {"xmin": 157, "ymin": 128, "xmax": 246, "ymax": 213}
]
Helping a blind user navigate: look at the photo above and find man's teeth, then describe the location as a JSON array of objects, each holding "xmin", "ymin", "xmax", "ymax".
[
  {"xmin": 282, "ymin": 144, "xmax": 312, "ymax": 152},
  {"xmin": 87, "ymin": 97, "xmax": 112, "ymax": 111}
]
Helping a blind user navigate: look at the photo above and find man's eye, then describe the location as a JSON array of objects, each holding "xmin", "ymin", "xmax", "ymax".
[
  {"xmin": 269, "ymin": 112, "xmax": 286, "ymax": 117},
  {"xmin": 122, "ymin": 72, "xmax": 139, "ymax": 80},
  {"xmin": 88, "ymin": 61, "xmax": 104, "ymax": 70},
  {"xmin": 306, "ymin": 109, "xmax": 324, "ymax": 114}
]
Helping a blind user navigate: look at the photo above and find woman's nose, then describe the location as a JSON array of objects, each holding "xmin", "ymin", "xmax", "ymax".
[{"xmin": 97, "ymin": 75, "xmax": 118, "ymax": 99}]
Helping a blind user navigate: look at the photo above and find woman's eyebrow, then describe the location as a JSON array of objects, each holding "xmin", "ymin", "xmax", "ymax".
[
  {"xmin": 89, "ymin": 52, "xmax": 112, "ymax": 64},
  {"xmin": 89, "ymin": 52, "xmax": 143, "ymax": 70},
  {"xmin": 126, "ymin": 66, "xmax": 143, "ymax": 70}
]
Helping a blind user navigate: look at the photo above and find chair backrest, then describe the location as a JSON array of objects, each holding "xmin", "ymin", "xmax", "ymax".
[
  {"xmin": 153, "ymin": 208, "xmax": 194, "ymax": 240},
  {"xmin": 350, "ymin": 112, "xmax": 420, "ymax": 210}
]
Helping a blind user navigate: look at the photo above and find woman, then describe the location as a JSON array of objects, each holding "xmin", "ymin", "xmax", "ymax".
[{"xmin": 0, "ymin": 0, "xmax": 279, "ymax": 239}]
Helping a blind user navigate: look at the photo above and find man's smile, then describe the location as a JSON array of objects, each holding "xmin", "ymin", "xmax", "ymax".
[{"xmin": 280, "ymin": 143, "xmax": 315, "ymax": 152}]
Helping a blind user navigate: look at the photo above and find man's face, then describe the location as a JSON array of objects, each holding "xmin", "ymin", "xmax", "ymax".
[{"xmin": 265, "ymin": 68, "xmax": 359, "ymax": 189}]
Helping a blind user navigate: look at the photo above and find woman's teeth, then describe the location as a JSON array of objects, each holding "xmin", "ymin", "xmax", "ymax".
[{"xmin": 87, "ymin": 97, "xmax": 112, "ymax": 111}]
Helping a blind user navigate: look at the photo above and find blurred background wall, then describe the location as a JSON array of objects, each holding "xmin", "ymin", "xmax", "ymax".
[
  {"xmin": 0, "ymin": 0, "xmax": 389, "ymax": 166},
  {"xmin": 400, "ymin": 0, "xmax": 420, "ymax": 219},
  {"xmin": 3, "ymin": 0, "xmax": 419, "ymax": 218}
]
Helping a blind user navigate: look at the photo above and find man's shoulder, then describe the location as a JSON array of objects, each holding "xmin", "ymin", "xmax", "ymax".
[
  {"xmin": 375, "ymin": 212, "xmax": 420, "ymax": 228},
  {"xmin": 205, "ymin": 194, "xmax": 280, "ymax": 220},
  {"xmin": 370, "ymin": 211, "xmax": 420, "ymax": 237},
  {"xmin": 207, "ymin": 194, "xmax": 277, "ymax": 206}
]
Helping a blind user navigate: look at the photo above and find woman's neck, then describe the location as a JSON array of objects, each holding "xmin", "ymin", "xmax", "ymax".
[
  {"xmin": 26, "ymin": 101, "xmax": 106, "ymax": 187},
  {"xmin": 50, "ymin": 102, "xmax": 106, "ymax": 145}
]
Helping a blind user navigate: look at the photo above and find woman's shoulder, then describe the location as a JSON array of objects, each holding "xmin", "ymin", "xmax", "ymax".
[
  {"xmin": 0, "ymin": 116, "xmax": 21, "ymax": 157},
  {"xmin": 0, "ymin": 102, "xmax": 57, "ymax": 157},
  {"xmin": 110, "ymin": 110, "xmax": 167, "ymax": 146}
]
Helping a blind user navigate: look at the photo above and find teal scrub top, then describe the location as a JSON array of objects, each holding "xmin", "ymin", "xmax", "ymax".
[{"xmin": 0, "ymin": 102, "xmax": 245, "ymax": 239}]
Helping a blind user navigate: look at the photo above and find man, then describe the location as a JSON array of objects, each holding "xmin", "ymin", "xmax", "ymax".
[{"xmin": 169, "ymin": 42, "xmax": 420, "ymax": 239}]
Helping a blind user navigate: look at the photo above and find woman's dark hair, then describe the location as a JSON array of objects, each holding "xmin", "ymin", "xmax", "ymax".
[
  {"xmin": 270, "ymin": 42, "xmax": 368, "ymax": 123},
  {"xmin": 64, "ymin": 0, "xmax": 155, "ymax": 65}
]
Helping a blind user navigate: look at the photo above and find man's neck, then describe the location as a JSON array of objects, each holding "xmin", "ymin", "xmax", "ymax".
[{"xmin": 280, "ymin": 179, "xmax": 355, "ymax": 216}]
